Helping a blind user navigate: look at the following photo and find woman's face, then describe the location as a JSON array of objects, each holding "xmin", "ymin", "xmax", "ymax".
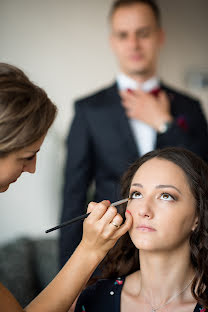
[
  {"xmin": 127, "ymin": 157, "xmax": 197, "ymax": 252},
  {"xmin": 0, "ymin": 136, "xmax": 45, "ymax": 192}
]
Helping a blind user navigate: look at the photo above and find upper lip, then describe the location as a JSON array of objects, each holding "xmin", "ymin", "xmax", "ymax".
[{"xmin": 136, "ymin": 224, "xmax": 156, "ymax": 230}]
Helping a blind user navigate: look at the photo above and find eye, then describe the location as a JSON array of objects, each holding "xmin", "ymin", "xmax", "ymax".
[
  {"xmin": 160, "ymin": 193, "xmax": 175, "ymax": 201},
  {"xmin": 129, "ymin": 191, "xmax": 142, "ymax": 199},
  {"xmin": 117, "ymin": 32, "xmax": 128, "ymax": 40},
  {"xmin": 138, "ymin": 30, "xmax": 150, "ymax": 38},
  {"xmin": 25, "ymin": 154, "xmax": 36, "ymax": 161}
]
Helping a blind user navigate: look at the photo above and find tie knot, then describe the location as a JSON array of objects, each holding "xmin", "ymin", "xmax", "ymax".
[
  {"xmin": 126, "ymin": 87, "xmax": 161, "ymax": 97},
  {"xmin": 149, "ymin": 87, "xmax": 161, "ymax": 97}
]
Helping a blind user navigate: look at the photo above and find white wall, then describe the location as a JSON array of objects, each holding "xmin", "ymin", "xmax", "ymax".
[{"xmin": 0, "ymin": 0, "xmax": 207, "ymax": 245}]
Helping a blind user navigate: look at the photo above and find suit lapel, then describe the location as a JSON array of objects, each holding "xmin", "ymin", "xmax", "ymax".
[
  {"xmin": 156, "ymin": 82, "xmax": 177, "ymax": 148},
  {"xmin": 106, "ymin": 83, "xmax": 139, "ymax": 159},
  {"xmin": 106, "ymin": 82, "xmax": 177, "ymax": 156}
]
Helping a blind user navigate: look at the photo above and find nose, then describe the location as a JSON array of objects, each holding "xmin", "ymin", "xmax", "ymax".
[
  {"xmin": 128, "ymin": 34, "xmax": 140, "ymax": 49},
  {"xmin": 137, "ymin": 198, "xmax": 154, "ymax": 219},
  {"xmin": 23, "ymin": 157, "xmax": 37, "ymax": 174}
]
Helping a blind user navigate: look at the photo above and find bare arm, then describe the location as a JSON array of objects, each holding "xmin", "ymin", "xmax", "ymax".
[
  {"xmin": 24, "ymin": 200, "xmax": 132, "ymax": 312},
  {"xmin": 0, "ymin": 282, "xmax": 23, "ymax": 312}
]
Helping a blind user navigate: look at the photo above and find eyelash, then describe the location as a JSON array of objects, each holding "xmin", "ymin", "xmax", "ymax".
[
  {"xmin": 160, "ymin": 193, "xmax": 176, "ymax": 201},
  {"xmin": 25, "ymin": 155, "xmax": 35, "ymax": 161},
  {"xmin": 129, "ymin": 191, "xmax": 142, "ymax": 199},
  {"xmin": 129, "ymin": 191, "xmax": 176, "ymax": 201}
]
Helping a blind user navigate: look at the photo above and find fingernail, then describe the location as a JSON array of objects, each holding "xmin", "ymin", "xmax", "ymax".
[
  {"xmin": 107, "ymin": 200, "xmax": 111, "ymax": 204},
  {"xmin": 126, "ymin": 210, "xmax": 131, "ymax": 215}
]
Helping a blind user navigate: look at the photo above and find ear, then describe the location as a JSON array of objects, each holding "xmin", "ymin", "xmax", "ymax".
[
  {"xmin": 192, "ymin": 217, "xmax": 198, "ymax": 231},
  {"xmin": 158, "ymin": 28, "xmax": 165, "ymax": 47},
  {"xmin": 109, "ymin": 33, "xmax": 115, "ymax": 51}
]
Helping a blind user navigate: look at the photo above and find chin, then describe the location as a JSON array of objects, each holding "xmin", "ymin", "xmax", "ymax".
[
  {"xmin": 131, "ymin": 236, "xmax": 155, "ymax": 250},
  {"xmin": 135, "ymin": 242, "xmax": 155, "ymax": 250},
  {"xmin": 124, "ymin": 65, "xmax": 149, "ymax": 77},
  {"xmin": 0, "ymin": 185, "xmax": 10, "ymax": 192}
]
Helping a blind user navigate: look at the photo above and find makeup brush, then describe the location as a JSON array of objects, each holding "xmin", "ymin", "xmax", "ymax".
[{"xmin": 45, "ymin": 198, "xmax": 129, "ymax": 233}]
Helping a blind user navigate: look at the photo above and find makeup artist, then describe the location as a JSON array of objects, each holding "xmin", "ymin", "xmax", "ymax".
[
  {"xmin": 60, "ymin": 0, "xmax": 208, "ymax": 267},
  {"xmin": 0, "ymin": 62, "xmax": 132, "ymax": 312},
  {"xmin": 75, "ymin": 147, "xmax": 208, "ymax": 312}
]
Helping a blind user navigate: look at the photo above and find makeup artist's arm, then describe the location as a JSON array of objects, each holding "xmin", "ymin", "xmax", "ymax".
[{"xmin": 25, "ymin": 200, "xmax": 132, "ymax": 312}]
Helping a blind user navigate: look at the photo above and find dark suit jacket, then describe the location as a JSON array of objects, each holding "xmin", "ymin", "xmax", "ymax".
[{"xmin": 60, "ymin": 82, "xmax": 208, "ymax": 266}]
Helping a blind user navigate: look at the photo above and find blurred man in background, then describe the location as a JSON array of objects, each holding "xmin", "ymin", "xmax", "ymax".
[{"xmin": 60, "ymin": 0, "xmax": 208, "ymax": 267}]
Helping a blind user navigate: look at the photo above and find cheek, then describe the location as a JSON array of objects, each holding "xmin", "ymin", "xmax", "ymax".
[
  {"xmin": 4, "ymin": 163, "xmax": 23, "ymax": 181},
  {"xmin": 169, "ymin": 213, "xmax": 195, "ymax": 235},
  {"xmin": 156, "ymin": 209, "xmax": 196, "ymax": 247},
  {"xmin": 127, "ymin": 203, "xmax": 196, "ymax": 249},
  {"xmin": 145, "ymin": 40, "xmax": 159, "ymax": 54},
  {"xmin": 126, "ymin": 201, "xmax": 138, "ymax": 217}
]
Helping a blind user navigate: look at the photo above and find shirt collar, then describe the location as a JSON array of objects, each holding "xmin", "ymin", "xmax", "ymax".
[{"xmin": 116, "ymin": 72, "xmax": 160, "ymax": 93}]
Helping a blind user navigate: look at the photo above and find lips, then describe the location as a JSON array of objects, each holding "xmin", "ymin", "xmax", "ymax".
[
  {"xmin": 136, "ymin": 224, "xmax": 156, "ymax": 232},
  {"xmin": 128, "ymin": 53, "xmax": 144, "ymax": 60},
  {"xmin": 129, "ymin": 55, "xmax": 143, "ymax": 61},
  {"xmin": 11, "ymin": 175, "xmax": 21, "ymax": 183}
]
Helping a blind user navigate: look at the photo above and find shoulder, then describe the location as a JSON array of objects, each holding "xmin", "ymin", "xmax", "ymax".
[
  {"xmin": 162, "ymin": 83, "xmax": 200, "ymax": 104},
  {"xmin": 0, "ymin": 282, "xmax": 23, "ymax": 311},
  {"xmin": 194, "ymin": 303, "xmax": 206, "ymax": 311},
  {"xmin": 122, "ymin": 271, "xmax": 141, "ymax": 297},
  {"xmin": 75, "ymin": 83, "xmax": 117, "ymax": 107},
  {"xmin": 75, "ymin": 277, "xmax": 125, "ymax": 311},
  {"xmin": 78, "ymin": 277, "xmax": 124, "ymax": 299}
]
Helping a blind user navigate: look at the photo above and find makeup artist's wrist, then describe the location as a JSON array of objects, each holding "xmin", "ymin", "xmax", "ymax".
[{"xmin": 78, "ymin": 241, "xmax": 106, "ymax": 264}]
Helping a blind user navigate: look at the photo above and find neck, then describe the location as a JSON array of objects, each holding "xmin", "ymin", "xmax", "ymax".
[
  {"xmin": 138, "ymin": 247, "xmax": 195, "ymax": 307},
  {"xmin": 122, "ymin": 67, "xmax": 157, "ymax": 84}
]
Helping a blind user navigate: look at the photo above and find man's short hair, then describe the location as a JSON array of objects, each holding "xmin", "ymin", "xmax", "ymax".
[{"xmin": 109, "ymin": 0, "xmax": 161, "ymax": 27}]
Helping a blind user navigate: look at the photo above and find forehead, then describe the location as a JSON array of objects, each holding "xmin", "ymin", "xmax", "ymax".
[
  {"xmin": 132, "ymin": 158, "xmax": 190, "ymax": 190},
  {"xmin": 111, "ymin": 3, "xmax": 158, "ymax": 30},
  {"xmin": 16, "ymin": 135, "xmax": 45, "ymax": 155}
]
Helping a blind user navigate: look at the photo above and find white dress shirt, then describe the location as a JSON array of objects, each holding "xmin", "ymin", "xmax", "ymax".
[{"xmin": 117, "ymin": 73, "xmax": 160, "ymax": 156}]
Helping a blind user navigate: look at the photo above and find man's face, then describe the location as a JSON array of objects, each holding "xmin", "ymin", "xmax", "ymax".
[{"xmin": 110, "ymin": 3, "xmax": 164, "ymax": 80}]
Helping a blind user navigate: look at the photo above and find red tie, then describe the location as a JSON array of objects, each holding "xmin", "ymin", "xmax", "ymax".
[
  {"xmin": 149, "ymin": 87, "xmax": 161, "ymax": 97},
  {"xmin": 127, "ymin": 87, "xmax": 161, "ymax": 97}
]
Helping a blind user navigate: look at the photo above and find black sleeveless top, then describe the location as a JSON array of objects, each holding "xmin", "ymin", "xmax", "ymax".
[{"xmin": 75, "ymin": 277, "xmax": 205, "ymax": 312}]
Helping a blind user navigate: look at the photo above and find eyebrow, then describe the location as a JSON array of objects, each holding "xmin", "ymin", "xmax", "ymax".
[
  {"xmin": 131, "ymin": 183, "xmax": 182, "ymax": 194},
  {"xmin": 114, "ymin": 26, "xmax": 152, "ymax": 33},
  {"xmin": 25, "ymin": 149, "xmax": 40, "ymax": 154}
]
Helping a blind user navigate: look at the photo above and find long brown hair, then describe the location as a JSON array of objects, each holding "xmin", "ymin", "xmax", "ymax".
[
  {"xmin": 100, "ymin": 147, "xmax": 208, "ymax": 308},
  {"xmin": 0, "ymin": 63, "xmax": 57, "ymax": 156}
]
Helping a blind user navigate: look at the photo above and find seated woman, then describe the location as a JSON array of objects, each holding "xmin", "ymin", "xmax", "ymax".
[{"xmin": 75, "ymin": 147, "xmax": 208, "ymax": 312}]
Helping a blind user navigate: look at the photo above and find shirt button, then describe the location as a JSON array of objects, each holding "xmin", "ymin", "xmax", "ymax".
[{"xmin": 110, "ymin": 291, "xmax": 114, "ymax": 295}]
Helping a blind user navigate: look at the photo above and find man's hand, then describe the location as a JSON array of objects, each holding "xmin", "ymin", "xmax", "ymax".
[{"xmin": 120, "ymin": 89, "xmax": 173, "ymax": 131}]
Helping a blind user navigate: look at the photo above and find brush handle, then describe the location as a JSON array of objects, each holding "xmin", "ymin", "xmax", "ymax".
[
  {"xmin": 45, "ymin": 197, "xmax": 129, "ymax": 234},
  {"xmin": 45, "ymin": 213, "xmax": 90, "ymax": 233}
]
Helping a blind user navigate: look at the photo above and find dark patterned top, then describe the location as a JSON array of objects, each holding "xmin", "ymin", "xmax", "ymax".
[{"xmin": 75, "ymin": 276, "xmax": 205, "ymax": 312}]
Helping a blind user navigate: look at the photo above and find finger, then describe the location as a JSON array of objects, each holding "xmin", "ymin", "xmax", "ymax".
[
  {"xmin": 134, "ymin": 89, "xmax": 146, "ymax": 96},
  {"xmin": 113, "ymin": 210, "xmax": 133, "ymax": 239},
  {"xmin": 98, "ymin": 205, "xmax": 118, "ymax": 226},
  {"xmin": 87, "ymin": 200, "xmax": 111, "ymax": 221},
  {"xmin": 158, "ymin": 90, "xmax": 169, "ymax": 103},
  {"xmin": 87, "ymin": 201, "xmax": 97, "ymax": 213},
  {"xmin": 109, "ymin": 213, "xmax": 123, "ymax": 230},
  {"xmin": 121, "ymin": 100, "xmax": 134, "ymax": 109},
  {"xmin": 120, "ymin": 90, "xmax": 137, "ymax": 100},
  {"xmin": 125, "ymin": 110, "xmax": 135, "ymax": 119}
]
